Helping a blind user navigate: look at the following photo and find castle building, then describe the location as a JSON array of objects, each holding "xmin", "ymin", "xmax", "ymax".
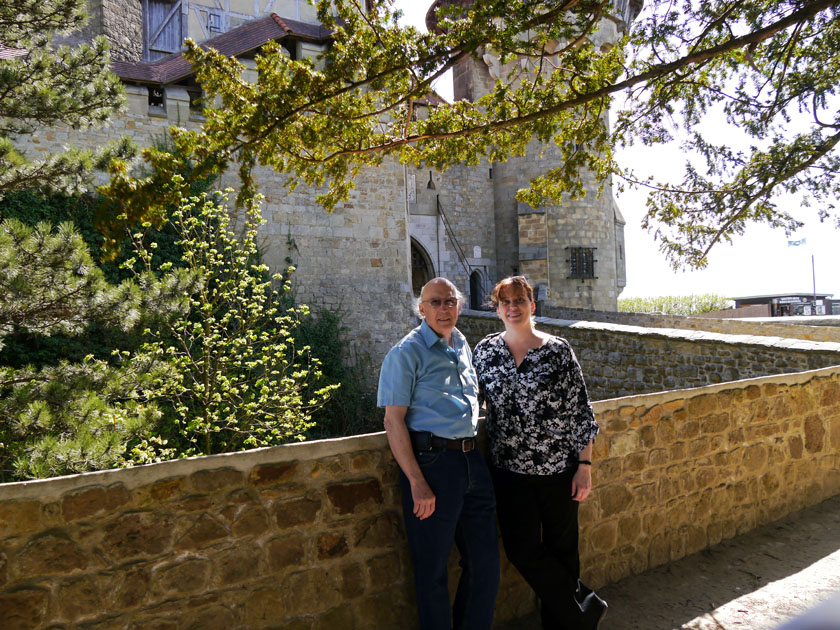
[{"xmin": 20, "ymin": 0, "xmax": 639, "ymax": 364}]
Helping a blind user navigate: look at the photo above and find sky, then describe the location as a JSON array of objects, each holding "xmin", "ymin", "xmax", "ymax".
[{"xmin": 393, "ymin": 1, "xmax": 840, "ymax": 300}]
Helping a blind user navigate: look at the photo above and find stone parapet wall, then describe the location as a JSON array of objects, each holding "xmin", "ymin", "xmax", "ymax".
[
  {"xmin": 0, "ymin": 434, "xmax": 532, "ymax": 630},
  {"xmin": 583, "ymin": 365, "xmax": 840, "ymax": 586},
  {"xmin": 458, "ymin": 311, "xmax": 840, "ymax": 400},
  {"xmin": 3, "ymin": 367, "xmax": 840, "ymax": 629},
  {"xmin": 540, "ymin": 306, "xmax": 840, "ymax": 343}
]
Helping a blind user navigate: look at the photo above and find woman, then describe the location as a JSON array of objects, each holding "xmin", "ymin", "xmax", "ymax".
[{"xmin": 473, "ymin": 276, "xmax": 606, "ymax": 630}]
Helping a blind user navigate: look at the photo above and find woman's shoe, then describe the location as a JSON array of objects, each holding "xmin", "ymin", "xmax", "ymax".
[{"xmin": 581, "ymin": 591, "xmax": 608, "ymax": 629}]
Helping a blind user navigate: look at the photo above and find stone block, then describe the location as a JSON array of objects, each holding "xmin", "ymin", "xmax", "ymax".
[
  {"xmin": 189, "ymin": 468, "xmax": 245, "ymax": 493},
  {"xmin": 284, "ymin": 567, "xmax": 342, "ymax": 616},
  {"xmin": 0, "ymin": 587, "xmax": 49, "ymax": 630},
  {"xmin": 700, "ymin": 413, "xmax": 730, "ymax": 435},
  {"xmin": 16, "ymin": 531, "xmax": 88, "ymax": 576},
  {"xmin": 58, "ymin": 574, "xmax": 105, "ymax": 619},
  {"xmin": 588, "ymin": 521, "xmax": 617, "ymax": 553},
  {"xmin": 212, "ymin": 544, "xmax": 260, "ymax": 586},
  {"xmin": 617, "ymin": 515, "xmax": 641, "ymax": 546},
  {"xmin": 804, "ymin": 414, "xmax": 826, "ymax": 453},
  {"xmin": 243, "ymin": 587, "xmax": 286, "ymax": 624},
  {"xmin": 136, "ymin": 477, "xmax": 186, "ymax": 505},
  {"xmin": 597, "ymin": 483, "xmax": 633, "ymax": 518},
  {"xmin": 695, "ymin": 467, "xmax": 717, "ymax": 490},
  {"xmin": 181, "ymin": 605, "xmax": 237, "ymax": 630},
  {"xmin": 111, "ymin": 565, "xmax": 149, "ymax": 610},
  {"xmin": 326, "ymin": 479, "xmax": 384, "ymax": 516},
  {"xmin": 61, "ymin": 484, "xmax": 129, "ymax": 522},
  {"xmin": 821, "ymin": 381, "xmax": 840, "ymax": 406},
  {"xmin": 349, "ymin": 452, "xmax": 380, "ymax": 472},
  {"xmin": 0, "ymin": 501, "xmax": 42, "ymax": 539},
  {"xmin": 353, "ymin": 511, "xmax": 403, "ymax": 548},
  {"xmin": 676, "ymin": 420, "xmax": 700, "ymax": 440},
  {"xmin": 266, "ymin": 534, "xmax": 306, "ymax": 570},
  {"xmin": 231, "ymin": 504, "xmax": 270, "ymax": 537},
  {"xmin": 103, "ymin": 512, "xmax": 174, "ymax": 561},
  {"xmin": 318, "ymin": 531, "xmax": 350, "ymax": 559},
  {"xmin": 338, "ymin": 562, "xmax": 366, "ymax": 599},
  {"xmin": 250, "ymin": 461, "xmax": 301, "ymax": 487},
  {"xmin": 152, "ymin": 558, "xmax": 210, "ymax": 597},
  {"xmin": 622, "ymin": 452, "xmax": 646, "ymax": 473},
  {"xmin": 352, "ymin": 587, "xmax": 416, "ymax": 629},
  {"xmin": 172, "ymin": 495, "xmax": 213, "ymax": 513},
  {"xmin": 297, "ymin": 604, "xmax": 349, "ymax": 630},
  {"xmin": 176, "ymin": 514, "xmax": 230, "ymax": 550},
  {"xmin": 273, "ymin": 496, "xmax": 321, "ymax": 529},
  {"xmin": 366, "ymin": 552, "xmax": 402, "ymax": 592}
]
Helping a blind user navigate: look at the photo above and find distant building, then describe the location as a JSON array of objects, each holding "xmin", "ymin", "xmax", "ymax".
[{"xmin": 732, "ymin": 293, "xmax": 838, "ymax": 317}]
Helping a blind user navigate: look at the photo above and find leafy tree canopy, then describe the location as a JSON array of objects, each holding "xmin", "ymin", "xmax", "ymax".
[{"xmin": 103, "ymin": 0, "xmax": 840, "ymax": 268}]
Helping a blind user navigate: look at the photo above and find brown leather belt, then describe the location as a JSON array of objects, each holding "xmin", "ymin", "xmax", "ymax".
[{"xmin": 410, "ymin": 431, "xmax": 475, "ymax": 453}]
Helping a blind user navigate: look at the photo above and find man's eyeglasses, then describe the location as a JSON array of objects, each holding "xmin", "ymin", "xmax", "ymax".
[{"xmin": 422, "ymin": 298, "xmax": 459, "ymax": 309}]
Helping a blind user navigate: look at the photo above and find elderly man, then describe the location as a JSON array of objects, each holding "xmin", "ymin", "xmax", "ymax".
[{"xmin": 378, "ymin": 277, "xmax": 500, "ymax": 630}]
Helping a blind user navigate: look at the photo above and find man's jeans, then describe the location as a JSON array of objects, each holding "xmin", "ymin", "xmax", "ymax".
[{"xmin": 399, "ymin": 448, "xmax": 500, "ymax": 630}]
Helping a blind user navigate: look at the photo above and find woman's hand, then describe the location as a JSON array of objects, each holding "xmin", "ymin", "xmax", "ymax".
[{"xmin": 571, "ymin": 465, "xmax": 592, "ymax": 501}]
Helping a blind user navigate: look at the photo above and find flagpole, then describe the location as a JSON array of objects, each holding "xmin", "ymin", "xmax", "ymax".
[{"xmin": 812, "ymin": 254, "xmax": 816, "ymax": 304}]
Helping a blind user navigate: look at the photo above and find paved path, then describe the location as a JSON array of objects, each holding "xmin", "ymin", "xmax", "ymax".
[{"xmin": 504, "ymin": 494, "xmax": 840, "ymax": 630}]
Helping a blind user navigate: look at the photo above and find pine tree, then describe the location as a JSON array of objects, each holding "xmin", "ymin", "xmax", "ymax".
[
  {"xmin": 0, "ymin": 0, "xmax": 193, "ymax": 481},
  {"xmin": 0, "ymin": 0, "xmax": 130, "ymax": 195}
]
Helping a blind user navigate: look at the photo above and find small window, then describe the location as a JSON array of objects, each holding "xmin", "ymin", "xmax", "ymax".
[
  {"xmin": 188, "ymin": 90, "xmax": 204, "ymax": 115},
  {"xmin": 208, "ymin": 12, "xmax": 223, "ymax": 33},
  {"xmin": 566, "ymin": 247, "xmax": 597, "ymax": 280},
  {"xmin": 148, "ymin": 86, "xmax": 165, "ymax": 112}
]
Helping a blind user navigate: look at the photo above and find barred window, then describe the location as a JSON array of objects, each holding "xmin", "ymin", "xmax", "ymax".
[{"xmin": 566, "ymin": 247, "xmax": 597, "ymax": 280}]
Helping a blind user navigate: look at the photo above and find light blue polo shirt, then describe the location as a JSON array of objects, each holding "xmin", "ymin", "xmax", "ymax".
[{"xmin": 377, "ymin": 320, "xmax": 479, "ymax": 439}]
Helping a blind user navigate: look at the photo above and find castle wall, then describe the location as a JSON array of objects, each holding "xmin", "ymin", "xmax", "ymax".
[
  {"xmin": 11, "ymin": 84, "xmax": 416, "ymax": 371},
  {"xmin": 407, "ymin": 161, "xmax": 497, "ymax": 301},
  {"xmin": 53, "ymin": 0, "xmax": 144, "ymax": 62},
  {"xmin": 3, "ymin": 366, "xmax": 839, "ymax": 629},
  {"xmin": 458, "ymin": 311, "xmax": 840, "ymax": 401}
]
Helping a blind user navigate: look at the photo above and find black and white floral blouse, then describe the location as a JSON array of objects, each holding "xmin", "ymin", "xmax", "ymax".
[{"xmin": 473, "ymin": 332, "xmax": 599, "ymax": 475}]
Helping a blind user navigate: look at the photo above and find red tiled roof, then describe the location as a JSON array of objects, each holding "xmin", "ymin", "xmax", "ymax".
[
  {"xmin": 112, "ymin": 13, "xmax": 331, "ymax": 84},
  {"xmin": 0, "ymin": 44, "xmax": 26, "ymax": 60}
]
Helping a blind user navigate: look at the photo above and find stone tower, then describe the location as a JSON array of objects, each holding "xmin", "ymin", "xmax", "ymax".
[{"xmin": 425, "ymin": 0, "xmax": 640, "ymax": 311}]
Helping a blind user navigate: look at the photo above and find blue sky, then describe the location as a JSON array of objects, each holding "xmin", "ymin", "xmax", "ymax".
[{"xmin": 393, "ymin": 1, "xmax": 840, "ymax": 299}]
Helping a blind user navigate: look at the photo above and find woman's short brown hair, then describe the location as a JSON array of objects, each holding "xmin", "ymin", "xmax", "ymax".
[{"xmin": 488, "ymin": 276, "xmax": 534, "ymax": 308}]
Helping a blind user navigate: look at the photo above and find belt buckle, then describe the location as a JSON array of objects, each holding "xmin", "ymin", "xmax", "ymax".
[{"xmin": 461, "ymin": 438, "xmax": 475, "ymax": 453}]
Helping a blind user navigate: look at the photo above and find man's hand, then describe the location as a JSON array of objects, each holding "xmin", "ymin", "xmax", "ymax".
[
  {"xmin": 571, "ymin": 466, "xmax": 592, "ymax": 502},
  {"xmin": 411, "ymin": 478, "xmax": 436, "ymax": 519}
]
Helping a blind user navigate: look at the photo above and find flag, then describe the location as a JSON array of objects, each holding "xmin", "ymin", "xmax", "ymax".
[{"xmin": 788, "ymin": 238, "xmax": 807, "ymax": 246}]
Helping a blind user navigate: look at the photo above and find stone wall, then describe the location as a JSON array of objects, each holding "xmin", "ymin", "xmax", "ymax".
[
  {"xmin": 0, "ymin": 434, "xmax": 532, "ymax": 630},
  {"xmin": 3, "ymin": 366, "xmax": 840, "ymax": 629},
  {"xmin": 458, "ymin": 311, "xmax": 840, "ymax": 400},
  {"xmin": 582, "ymin": 365, "xmax": 840, "ymax": 586},
  {"xmin": 540, "ymin": 306, "xmax": 840, "ymax": 343}
]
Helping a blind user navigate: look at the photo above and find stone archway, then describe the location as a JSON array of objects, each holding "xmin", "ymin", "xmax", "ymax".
[
  {"xmin": 410, "ymin": 238, "xmax": 435, "ymax": 296},
  {"xmin": 470, "ymin": 270, "xmax": 485, "ymax": 310}
]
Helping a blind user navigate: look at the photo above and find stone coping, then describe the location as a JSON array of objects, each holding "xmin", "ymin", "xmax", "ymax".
[
  {"xmin": 460, "ymin": 309, "xmax": 840, "ymax": 353},
  {"xmin": 592, "ymin": 363, "xmax": 840, "ymax": 412},
  {"xmin": 0, "ymin": 431, "xmax": 390, "ymax": 502}
]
